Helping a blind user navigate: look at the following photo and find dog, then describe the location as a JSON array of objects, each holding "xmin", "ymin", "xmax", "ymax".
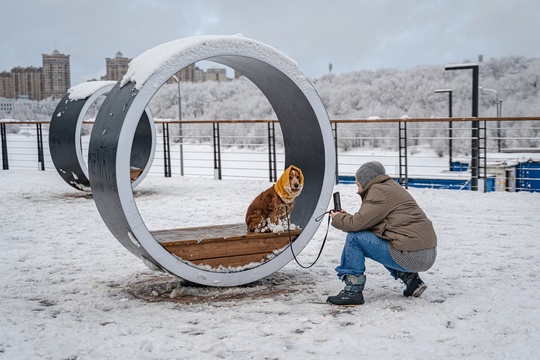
[{"xmin": 245, "ymin": 165, "xmax": 304, "ymax": 233}]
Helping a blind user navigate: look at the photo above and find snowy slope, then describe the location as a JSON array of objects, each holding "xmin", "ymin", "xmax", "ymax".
[{"xmin": 1, "ymin": 170, "xmax": 539, "ymax": 359}]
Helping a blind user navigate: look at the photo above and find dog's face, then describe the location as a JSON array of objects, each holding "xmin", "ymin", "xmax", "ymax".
[{"xmin": 284, "ymin": 168, "xmax": 303, "ymax": 198}]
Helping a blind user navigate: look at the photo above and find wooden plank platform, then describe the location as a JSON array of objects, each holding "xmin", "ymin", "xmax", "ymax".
[
  {"xmin": 152, "ymin": 223, "xmax": 301, "ymax": 268},
  {"xmin": 130, "ymin": 167, "xmax": 142, "ymax": 182}
]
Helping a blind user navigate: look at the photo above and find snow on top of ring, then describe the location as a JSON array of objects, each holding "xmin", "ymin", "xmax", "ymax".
[
  {"xmin": 120, "ymin": 34, "xmax": 305, "ymax": 90},
  {"xmin": 68, "ymin": 81, "xmax": 117, "ymax": 101}
]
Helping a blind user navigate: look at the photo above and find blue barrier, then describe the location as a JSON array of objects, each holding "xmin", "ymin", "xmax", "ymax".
[
  {"xmin": 451, "ymin": 161, "xmax": 469, "ymax": 172},
  {"xmin": 516, "ymin": 161, "xmax": 540, "ymax": 192},
  {"xmin": 338, "ymin": 175, "xmax": 496, "ymax": 191}
]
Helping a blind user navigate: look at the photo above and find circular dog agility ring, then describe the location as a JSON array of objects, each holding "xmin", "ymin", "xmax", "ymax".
[
  {"xmin": 49, "ymin": 81, "xmax": 156, "ymax": 191},
  {"xmin": 88, "ymin": 35, "xmax": 335, "ymax": 286}
]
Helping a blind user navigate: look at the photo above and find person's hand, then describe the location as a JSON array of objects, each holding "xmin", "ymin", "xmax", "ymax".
[{"xmin": 329, "ymin": 209, "xmax": 346, "ymax": 218}]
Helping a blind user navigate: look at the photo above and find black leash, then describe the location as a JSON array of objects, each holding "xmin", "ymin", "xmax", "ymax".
[{"xmin": 285, "ymin": 206, "xmax": 332, "ymax": 269}]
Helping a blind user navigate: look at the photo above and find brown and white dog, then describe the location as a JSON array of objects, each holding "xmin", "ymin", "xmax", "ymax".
[{"xmin": 245, "ymin": 165, "xmax": 304, "ymax": 233}]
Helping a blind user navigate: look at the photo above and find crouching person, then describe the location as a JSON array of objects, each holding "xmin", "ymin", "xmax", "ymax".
[{"xmin": 327, "ymin": 161, "xmax": 437, "ymax": 306}]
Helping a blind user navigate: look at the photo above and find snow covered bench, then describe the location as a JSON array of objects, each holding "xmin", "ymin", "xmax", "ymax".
[{"xmin": 152, "ymin": 223, "xmax": 301, "ymax": 269}]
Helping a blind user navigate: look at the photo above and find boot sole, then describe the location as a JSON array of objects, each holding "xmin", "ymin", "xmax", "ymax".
[
  {"xmin": 410, "ymin": 283, "xmax": 427, "ymax": 297},
  {"xmin": 326, "ymin": 300, "xmax": 364, "ymax": 306}
]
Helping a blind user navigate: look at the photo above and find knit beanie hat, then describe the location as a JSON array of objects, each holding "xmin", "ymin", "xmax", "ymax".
[{"xmin": 355, "ymin": 161, "xmax": 386, "ymax": 188}]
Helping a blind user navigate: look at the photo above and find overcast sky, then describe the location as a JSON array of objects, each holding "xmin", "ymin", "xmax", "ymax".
[{"xmin": 2, "ymin": 0, "xmax": 540, "ymax": 86}]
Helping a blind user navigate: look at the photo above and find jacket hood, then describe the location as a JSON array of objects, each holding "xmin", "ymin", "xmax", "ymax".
[
  {"xmin": 274, "ymin": 165, "xmax": 304, "ymax": 203},
  {"xmin": 360, "ymin": 174, "xmax": 391, "ymax": 198}
]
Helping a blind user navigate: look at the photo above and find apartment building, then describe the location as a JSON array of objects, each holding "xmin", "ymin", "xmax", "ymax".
[
  {"xmin": 0, "ymin": 72, "xmax": 14, "ymax": 99},
  {"xmin": 206, "ymin": 67, "xmax": 227, "ymax": 82},
  {"xmin": 0, "ymin": 49, "xmax": 233, "ymax": 100},
  {"xmin": 0, "ymin": 66, "xmax": 44, "ymax": 101},
  {"xmin": 11, "ymin": 66, "xmax": 42, "ymax": 100},
  {"xmin": 42, "ymin": 49, "xmax": 70, "ymax": 99},
  {"xmin": 105, "ymin": 51, "xmax": 130, "ymax": 81},
  {"xmin": 0, "ymin": 49, "xmax": 70, "ymax": 100},
  {"xmin": 0, "ymin": 97, "xmax": 14, "ymax": 115}
]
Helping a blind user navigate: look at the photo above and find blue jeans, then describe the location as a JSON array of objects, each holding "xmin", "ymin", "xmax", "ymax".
[{"xmin": 335, "ymin": 230, "xmax": 407, "ymax": 280}]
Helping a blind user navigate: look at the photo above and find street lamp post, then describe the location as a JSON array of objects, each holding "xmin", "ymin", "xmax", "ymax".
[
  {"xmin": 445, "ymin": 63, "xmax": 480, "ymax": 191},
  {"xmin": 172, "ymin": 75, "xmax": 184, "ymax": 176},
  {"xmin": 434, "ymin": 89, "xmax": 453, "ymax": 170}
]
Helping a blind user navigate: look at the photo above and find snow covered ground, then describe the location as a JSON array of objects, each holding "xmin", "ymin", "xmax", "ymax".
[{"xmin": 1, "ymin": 169, "xmax": 539, "ymax": 359}]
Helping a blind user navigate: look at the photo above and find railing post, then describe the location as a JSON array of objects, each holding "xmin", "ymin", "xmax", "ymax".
[
  {"xmin": 448, "ymin": 91, "xmax": 453, "ymax": 171},
  {"xmin": 478, "ymin": 120, "xmax": 487, "ymax": 192},
  {"xmin": 497, "ymin": 100, "xmax": 503, "ymax": 152},
  {"xmin": 497, "ymin": 119, "xmax": 501, "ymax": 153},
  {"xmin": 471, "ymin": 119, "xmax": 480, "ymax": 191},
  {"xmin": 179, "ymin": 122, "xmax": 184, "ymax": 176},
  {"xmin": 267, "ymin": 122, "xmax": 277, "ymax": 182},
  {"xmin": 213, "ymin": 122, "xmax": 222, "ymax": 180},
  {"xmin": 162, "ymin": 123, "xmax": 171, "ymax": 177},
  {"xmin": 36, "ymin": 123, "xmax": 45, "ymax": 171},
  {"xmin": 332, "ymin": 121, "xmax": 339, "ymax": 184},
  {"xmin": 1, "ymin": 123, "xmax": 8, "ymax": 170},
  {"xmin": 398, "ymin": 121, "xmax": 408, "ymax": 188},
  {"xmin": 448, "ymin": 120, "xmax": 453, "ymax": 171}
]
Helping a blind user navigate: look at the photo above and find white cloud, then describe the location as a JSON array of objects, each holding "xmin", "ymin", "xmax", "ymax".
[{"xmin": 1, "ymin": 0, "xmax": 539, "ymax": 84}]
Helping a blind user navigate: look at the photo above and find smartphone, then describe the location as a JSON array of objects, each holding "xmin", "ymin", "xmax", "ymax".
[{"xmin": 333, "ymin": 192, "xmax": 341, "ymax": 212}]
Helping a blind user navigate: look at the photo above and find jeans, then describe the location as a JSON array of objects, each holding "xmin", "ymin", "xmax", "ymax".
[{"xmin": 335, "ymin": 230, "xmax": 407, "ymax": 280}]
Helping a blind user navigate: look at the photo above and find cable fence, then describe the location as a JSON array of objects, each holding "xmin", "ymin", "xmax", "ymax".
[{"xmin": 1, "ymin": 117, "xmax": 539, "ymax": 192}]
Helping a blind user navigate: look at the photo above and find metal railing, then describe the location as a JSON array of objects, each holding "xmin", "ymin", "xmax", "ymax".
[{"xmin": 1, "ymin": 117, "xmax": 539, "ymax": 192}]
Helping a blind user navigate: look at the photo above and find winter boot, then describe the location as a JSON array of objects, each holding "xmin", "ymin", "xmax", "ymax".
[
  {"xmin": 397, "ymin": 271, "xmax": 427, "ymax": 297},
  {"xmin": 326, "ymin": 274, "xmax": 366, "ymax": 306}
]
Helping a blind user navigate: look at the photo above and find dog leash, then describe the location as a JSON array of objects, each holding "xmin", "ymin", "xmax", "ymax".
[{"xmin": 285, "ymin": 206, "xmax": 331, "ymax": 269}]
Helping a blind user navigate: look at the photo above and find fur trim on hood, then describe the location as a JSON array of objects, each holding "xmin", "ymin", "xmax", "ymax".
[{"xmin": 273, "ymin": 165, "xmax": 304, "ymax": 203}]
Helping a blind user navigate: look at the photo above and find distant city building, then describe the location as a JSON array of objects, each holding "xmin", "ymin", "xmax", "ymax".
[
  {"xmin": 194, "ymin": 66, "xmax": 208, "ymax": 82},
  {"xmin": 177, "ymin": 64, "xmax": 196, "ymax": 82},
  {"xmin": 0, "ymin": 49, "xmax": 237, "ymax": 101},
  {"xmin": 105, "ymin": 51, "xmax": 130, "ymax": 81},
  {"xmin": 11, "ymin": 66, "xmax": 42, "ymax": 100},
  {"xmin": 234, "ymin": 69, "xmax": 243, "ymax": 79},
  {"xmin": 167, "ymin": 64, "xmax": 208, "ymax": 84},
  {"xmin": 42, "ymin": 49, "xmax": 70, "ymax": 99},
  {"xmin": 0, "ymin": 48, "xmax": 71, "ymax": 100},
  {"xmin": 0, "ymin": 66, "xmax": 44, "ymax": 101},
  {"xmin": 101, "ymin": 52, "xmax": 226, "ymax": 84},
  {"xmin": 0, "ymin": 72, "xmax": 14, "ymax": 99},
  {"xmin": 206, "ymin": 67, "xmax": 227, "ymax": 82},
  {"xmin": 0, "ymin": 97, "xmax": 15, "ymax": 115}
]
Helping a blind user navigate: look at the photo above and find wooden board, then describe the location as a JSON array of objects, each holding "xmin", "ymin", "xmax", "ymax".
[
  {"xmin": 130, "ymin": 167, "xmax": 142, "ymax": 182},
  {"xmin": 152, "ymin": 223, "xmax": 301, "ymax": 268}
]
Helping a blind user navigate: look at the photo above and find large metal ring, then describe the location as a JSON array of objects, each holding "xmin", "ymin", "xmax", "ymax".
[
  {"xmin": 88, "ymin": 35, "xmax": 335, "ymax": 286},
  {"xmin": 49, "ymin": 81, "xmax": 155, "ymax": 190}
]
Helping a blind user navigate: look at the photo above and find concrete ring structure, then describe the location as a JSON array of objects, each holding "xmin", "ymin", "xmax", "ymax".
[
  {"xmin": 49, "ymin": 81, "xmax": 155, "ymax": 191},
  {"xmin": 88, "ymin": 35, "xmax": 335, "ymax": 286}
]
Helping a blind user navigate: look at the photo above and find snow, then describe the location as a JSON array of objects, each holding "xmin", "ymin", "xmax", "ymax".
[
  {"xmin": 121, "ymin": 34, "xmax": 301, "ymax": 90},
  {"xmin": 1, "ymin": 169, "xmax": 540, "ymax": 359},
  {"xmin": 67, "ymin": 81, "xmax": 117, "ymax": 101}
]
